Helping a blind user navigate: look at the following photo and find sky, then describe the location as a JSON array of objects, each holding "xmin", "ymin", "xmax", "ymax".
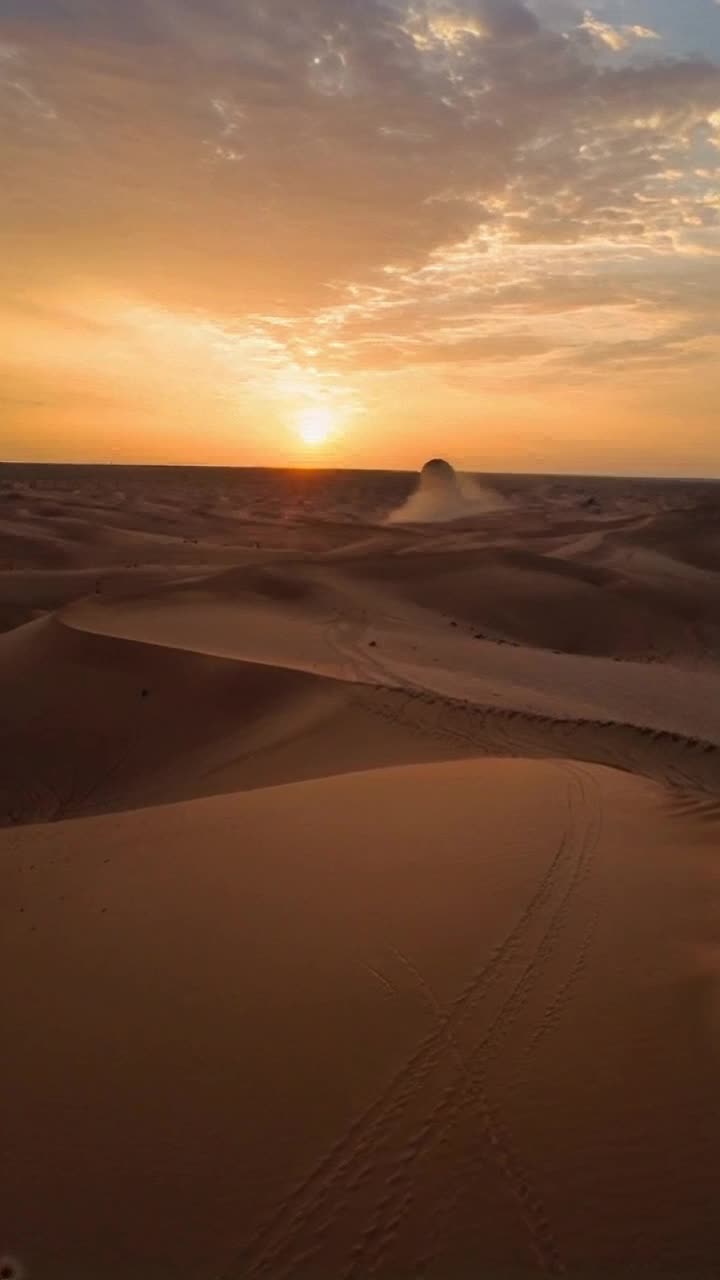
[{"xmin": 1, "ymin": 0, "xmax": 720, "ymax": 474}]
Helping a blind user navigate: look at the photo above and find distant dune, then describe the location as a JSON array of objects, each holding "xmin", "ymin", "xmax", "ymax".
[{"xmin": 2, "ymin": 463, "xmax": 720, "ymax": 1278}]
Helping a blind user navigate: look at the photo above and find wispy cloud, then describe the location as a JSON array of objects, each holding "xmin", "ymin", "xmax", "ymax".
[{"xmin": 580, "ymin": 9, "xmax": 660, "ymax": 51}]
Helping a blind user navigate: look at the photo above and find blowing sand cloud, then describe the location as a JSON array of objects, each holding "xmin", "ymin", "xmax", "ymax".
[{"xmin": 387, "ymin": 458, "xmax": 508, "ymax": 523}]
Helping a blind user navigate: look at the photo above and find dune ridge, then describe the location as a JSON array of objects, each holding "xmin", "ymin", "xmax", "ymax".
[{"xmin": 2, "ymin": 601, "xmax": 719, "ymax": 828}]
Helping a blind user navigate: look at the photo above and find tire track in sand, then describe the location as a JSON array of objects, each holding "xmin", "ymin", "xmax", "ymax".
[
  {"xmin": 220, "ymin": 768, "xmax": 596, "ymax": 1279},
  {"xmin": 342, "ymin": 765, "xmax": 602, "ymax": 1279}
]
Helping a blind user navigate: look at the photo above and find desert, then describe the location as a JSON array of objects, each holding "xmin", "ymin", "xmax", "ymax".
[{"xmin": 2, "ymin": 461, "xmax": 720, "ymax": 1278}]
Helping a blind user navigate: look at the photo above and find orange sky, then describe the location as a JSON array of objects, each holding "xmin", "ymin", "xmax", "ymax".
[{"xmin": 2, "ymin": 1, "xmax": 720, "ymax": 474}]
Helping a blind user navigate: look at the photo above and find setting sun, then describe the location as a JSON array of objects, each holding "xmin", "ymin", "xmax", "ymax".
[{"xmin": 296, "ymin": 406, "xmax": 334, "ymax": 447}]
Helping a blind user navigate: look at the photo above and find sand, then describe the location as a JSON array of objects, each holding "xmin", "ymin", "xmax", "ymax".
[{"xmin": 2, "ymin": 463, "xmax": 720, "ymax": 1278}]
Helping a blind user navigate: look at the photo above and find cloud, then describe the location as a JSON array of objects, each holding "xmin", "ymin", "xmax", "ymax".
[
  {"xmin": 407, "ymin": 0, "xmax": 540, "ymax": 47},
  {"xmin": 580, "ymin": 9, "xmax": 660, "ymax": 52},
  {"xmin": 1, "ymin": 0, "xmax": 719, "ymax": 467},
  {"xmin": 0, "ymin": 38, "xmax": 57, "ymax": 123}
]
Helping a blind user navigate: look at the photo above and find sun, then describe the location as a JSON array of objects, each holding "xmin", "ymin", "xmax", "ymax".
[{"xmin": 296, "ymin": 405, "xmax": 334, "ymax": 446}]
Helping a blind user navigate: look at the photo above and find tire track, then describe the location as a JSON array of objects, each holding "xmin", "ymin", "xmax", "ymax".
[
  {"xmin": 319, "ymin": 595, "xmax": 720, "ymax": 801},
  {"xmin": 347, "ymin": 766, "xmax": 601, "ymax": 1278},
  {"xmin": 348, "ymin": 679, "xmax": 720, "ymax": 806},
  {"xmin": 523, "ymin": 913, "xmax": 598, "ymax": 1059},
  {"xmin": 232, "ymin": 768, "xmax": 599, "ymax": 1279},
  {"xmin": 218, "ymin": 773, "xmax": 579, "ymax": 1279},
  {"xmin": 413, "ymin": 765, "xmax": 603, "ymax": 1274}
]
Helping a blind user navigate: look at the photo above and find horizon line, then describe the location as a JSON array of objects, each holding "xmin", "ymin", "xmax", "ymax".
[{"xmin": 2, "ymin": 459, "xmax": 720, "ymax": 484}]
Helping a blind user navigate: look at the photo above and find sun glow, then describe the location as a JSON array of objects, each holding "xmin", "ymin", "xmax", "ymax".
[{"xmin": 296, "ymin": 405, "xmax": 335, "ymax": 446}]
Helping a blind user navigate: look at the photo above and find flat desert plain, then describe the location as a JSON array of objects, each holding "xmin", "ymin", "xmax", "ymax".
[{"xmin": 2, "ymin": 463, "xmax": 720, "ymax": 1279}]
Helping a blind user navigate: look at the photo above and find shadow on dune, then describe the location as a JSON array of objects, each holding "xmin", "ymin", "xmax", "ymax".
[{"xmin": 0, "ymin": 617, "xmax": 343, "ymax": 825}]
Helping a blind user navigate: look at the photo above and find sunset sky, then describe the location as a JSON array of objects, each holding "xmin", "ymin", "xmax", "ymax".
[{"xmin": 2, "ymin": 0, "xmax": 720, "ymax": 473}]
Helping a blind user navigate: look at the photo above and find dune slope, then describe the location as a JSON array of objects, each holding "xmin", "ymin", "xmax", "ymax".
[{"xmin": 3, "ymin": 759, "xmax": 720, "ymax": 1279}]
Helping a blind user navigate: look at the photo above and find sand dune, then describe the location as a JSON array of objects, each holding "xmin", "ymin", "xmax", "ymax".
[
  {"xmin": 2, "ymin": 463, "xmax": 720, "ymax": 1278},
  {"xmin": 0, "ymin": 613, "xmax": 485, "ymax": 825},
  {"xmin": 3, "ymin": 760, "xmax": 720, "ymax": 1278},
  {"xmin": 2, "ymin": 591, "xmax": 719, "ymax": 829}
]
